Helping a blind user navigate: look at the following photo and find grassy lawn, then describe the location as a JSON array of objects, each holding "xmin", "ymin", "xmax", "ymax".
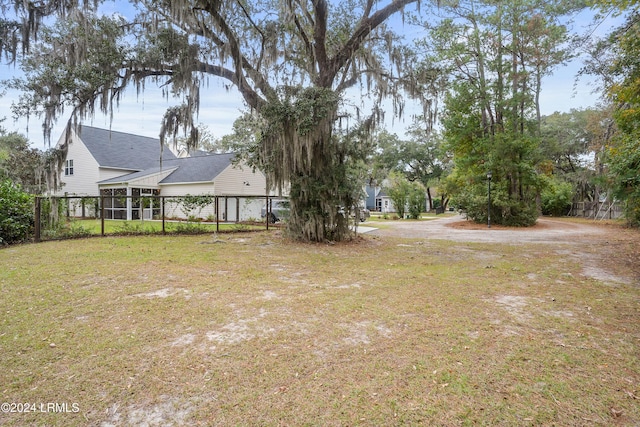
[{"xmin": 1, "ymin": 230, "xmax": 638, "ymax": 425}]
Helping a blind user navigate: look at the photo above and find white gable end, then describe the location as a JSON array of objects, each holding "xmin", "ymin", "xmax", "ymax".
[
  {"xmin": 214, "ymin": 161, "xmax": 267, "ymax": 196},
  {"xmin": 56, "ymin": 131, "xmax": 101, "ymax": 196}
]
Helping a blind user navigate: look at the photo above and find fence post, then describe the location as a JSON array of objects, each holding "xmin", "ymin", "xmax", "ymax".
[
  {"xmin": 34, "ymin": 197, "xmax": 41, "ymax": 243},
  {"xmin": 161, "ymin": 196, "xmax": 166, "ymax": 235},
  {"xmin": 100, "ymin": 195, "xmax": 105, "ymax": 237},
  {"xmin": 215, "ymin": 196, "xmax": 220, "ymax": 232},
  {"xmin": 265, "ymin": 195, "xmax": 269, "ymax": 230}
]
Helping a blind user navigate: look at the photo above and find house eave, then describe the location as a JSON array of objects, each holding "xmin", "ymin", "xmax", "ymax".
[
  {"xmin": 99, "ymin": 166, "xmax": 141, "ymax": 172},
  {"xmin": 158, "ymin": 180, "xmax": 215, "ymax": 186}
]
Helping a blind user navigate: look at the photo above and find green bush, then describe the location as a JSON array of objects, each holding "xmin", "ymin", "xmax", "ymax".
[
  {"xmin": 541, "ymin": 178, "xmax": 573, "ymax": 216},
  {"xmin": 0, "ymin": 179, "xmax": 34, "ymax": 244},
  {"xmin": 386, "ymin": 172, "xmax": 426, "ymax": 219},
  {"xmin": 608, "ymin": 134, "xmax": 640, "ymax": 227},
  {"xmin": 408, "ymin": 185, "xmax": 426, "ymax": 219},
  {"xmin": 454, "ymin": 183, "xmax": 538, "ymax": 227}
]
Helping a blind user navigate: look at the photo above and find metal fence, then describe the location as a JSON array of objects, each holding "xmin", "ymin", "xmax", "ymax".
[{"xmin": 34, "ymin": 195, "xmax": 284, "ymax": 242}]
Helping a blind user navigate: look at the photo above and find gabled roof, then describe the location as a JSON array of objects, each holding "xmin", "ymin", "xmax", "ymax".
[
  {"xmin": 160, "ymin": 153, "xmax": 236, "ymax": 184},
  {"xmin": 97, "ymin": 153, "xmax": 237, "ymax": 185},
  {"xmin": 98, "ymin": 166, "xmax": 178, "ymax": 185},
  {"xmin": 76, "ymin": 125, "xmax": 176, "ymax": 170}
]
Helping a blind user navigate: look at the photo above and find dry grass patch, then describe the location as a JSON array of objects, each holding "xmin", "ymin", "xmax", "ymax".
[{"xmin": 0, "ymin": 230, "xmax": 638, "ymax": 426}]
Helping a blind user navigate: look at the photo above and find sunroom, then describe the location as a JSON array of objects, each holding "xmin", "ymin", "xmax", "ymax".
[
  {"xmin": 98, "ymin": 167, "xmax": 176, "ymax": 220},
  {"xmin": 99, "ymin": 187, "xmax": 162, "ymax": 220}
]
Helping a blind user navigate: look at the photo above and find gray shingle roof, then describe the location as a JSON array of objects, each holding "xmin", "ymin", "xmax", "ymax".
[
  {"xmin": 160, "ymin": 153, "xmax": 236, "ymax": 184},
  {"xmin": 80, "ymin": 126, "xmax": 238, "ymax": 185},
  {"xmin": 97, "ymin": 153, "xmax": 236, "ymax": 185},
  {"xmin": 78, "ymin": 125, "xmax": 176, "ymax": 170}
]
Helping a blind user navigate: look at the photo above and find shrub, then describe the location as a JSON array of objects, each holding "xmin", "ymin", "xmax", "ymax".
[
  {"xmin": 386, "ymin": 172, "xmax": 426, "ymax": 219},
  {"xmin": 407, "ymin": 185, "xmax": 426, "ymax": 219},
  {"xmin": 0, "ymin": 179, "xmax": 34, "ymax": 244},
  {"xmin": 454, "ymin": 182, "xmax": 538, "ymax": 227},
  {"xmin": 541, "ymin": 178, "xmax": 573, "ymax": 216}
]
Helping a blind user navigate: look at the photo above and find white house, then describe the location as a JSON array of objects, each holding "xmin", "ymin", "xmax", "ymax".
[{"xmin": 55, "ymin": 125, "xmax": 273, "ymax": 221}]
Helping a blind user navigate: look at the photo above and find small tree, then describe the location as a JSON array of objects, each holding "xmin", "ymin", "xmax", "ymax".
[
  {"xmin": 386, "ymin": 172, "xmax": 426, "ymax": 219},
  {"xmin": 386, "ymin": 172, "xmax": 410, "ymax": 218},
  {"xmin": 407, "ymin": 183, "xmax": 426, "ymax": 219},
  {"xmin": 0, "ymin": 179, "xmax": 34, "ymax": 245},
  {"xmin": 179, "ymin": 195, "xmax": 214, "ymax": 222}
]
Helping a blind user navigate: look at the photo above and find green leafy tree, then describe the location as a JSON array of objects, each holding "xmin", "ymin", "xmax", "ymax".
[
  {"xmin": 373, "ymin": 125, "xmax": 449, "ymax": 210},
  {"xmin": 421, "ymin": 0, "xmax": 584, "ymax": 226},
  {"xmin": 584, "ymin": 3, "xmax": 639, "ymax": 225},
  {"xmin": 407, "ymin": 182, "xmax": 427, "ymax": 219},
  {"xmin": 3, "ymin": 0, "xmax": 425, "ymax": 242},
  {"xmin": 386, "ymin": 172, "xmax": 411, "ymax": 219},
  {"xmin": 0, "ymin": 179, "xmax": 34, "ymax": 245},
  {"xmin": 540, "ymin": 176, "xmax": 574, "ymax": 216},
  {"xmin": 538, "ymin": 108, "xmax": 611, "ymax": 203},
  {"xmin": 217, "ymin": 113, "xmax": 267, "ymax": 161},
  {"xmin": 385, "ymin": 171, "xmax": 425, "ymax": 219},
  {"xmin": 0, "ymin": 131, "xmax": 64, "ymax": 194},
  {"xmin": 605, "ymin": 14, "xmax": 640, "ymax": 226}
]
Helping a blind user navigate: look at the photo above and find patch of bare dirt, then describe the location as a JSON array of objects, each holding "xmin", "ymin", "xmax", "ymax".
[
  {"xmin": 368, "ymin": 215, "xmax": 640, "ymax": 285},
  {"xmin": 447, "ymin": 219, "xmax": 550, "ymax": 231},
  {"xmin": 370, "ymin": 215, "xmax": 632, "ymax": 245}
]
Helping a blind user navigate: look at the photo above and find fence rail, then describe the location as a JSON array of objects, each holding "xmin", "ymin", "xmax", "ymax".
[
  {"xmin": 568, "ymin": 201, "xmax": 623, "ymax": 220},
  {"xmin": 34, "ymin": 195, "xmax": 284, "ymax": 242}
]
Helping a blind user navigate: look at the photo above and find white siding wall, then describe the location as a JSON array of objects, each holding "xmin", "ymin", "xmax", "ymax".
[
  {"xmin": 160, "ymin": 183, "xmax": 216, "ymax": 220},
  {"xmin": 125, "ymin": 168, "xmax": 177, "ymax": 188},
  {"xmin": 214, "ymin": 162, "xmax": 267, "ymax": 196},
  {"xmin": 158, "ymin": 182, "xmax": 265, "ymax": 221},
  {"xmin": 56, "ymin": 133, "xmax": 101, "ymax": 196},
  {"xmin": 240, "ymin": 198, "xmax": 265, "ymax": 221}
]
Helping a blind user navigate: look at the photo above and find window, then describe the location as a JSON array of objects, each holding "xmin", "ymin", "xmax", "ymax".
[
  {"xmin": 132, "ymin": 188, "xmax": 161, "ymax": 220},
  {"xmin": 100, "ymin": 188, "xmax": 128, "ymax": 219},
  {"xmin": 100, "ymin": 187, "xmax": 161, "ymax": 220},
  {"xmin": 65, "ymin": 159, "xmax": 74, "ymax": 176}
]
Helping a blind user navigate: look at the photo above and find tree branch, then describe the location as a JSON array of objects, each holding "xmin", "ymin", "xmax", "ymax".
[
  {"xmin": 313, "ymin": 0, "xmax": 329, "ymax": 85},
  {"xmin": 323, "ymin": 0, "xmax": 419, "ymax": 87}
]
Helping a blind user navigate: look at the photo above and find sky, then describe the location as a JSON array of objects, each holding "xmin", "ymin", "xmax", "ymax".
[{"xmin": 0, "ymin": 3, "xmax": 620, "ymax": 151}]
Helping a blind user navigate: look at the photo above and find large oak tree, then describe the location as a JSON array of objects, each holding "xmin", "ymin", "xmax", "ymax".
[{"xmin": 2, "ymin": 0, "xmax": 427, "ymax": 242}]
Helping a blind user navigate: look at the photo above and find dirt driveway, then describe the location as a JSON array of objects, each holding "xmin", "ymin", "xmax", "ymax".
[
  {"xmin": 366, "ymin": 214, "xmax": 640, "ymax": 285},
  {"xmin": 367, "ymin": 214, "xmax": 610, "ymax": 244}
]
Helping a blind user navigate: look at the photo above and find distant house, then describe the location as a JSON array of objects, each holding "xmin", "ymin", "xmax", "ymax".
[
  {"xmin": 365, "ymin": 184, "xmax": 378, "ymax": 211},
  {"xmin": 376, "ymin": 189, "xmax": 396, "ymax": 213},
  {"xmin": 365, "ymin": 183, "xmax": 396, "ymax": 213},
  {"xmin": 55, "ymin": 125, "xmax": 272, "ymax": 221}
]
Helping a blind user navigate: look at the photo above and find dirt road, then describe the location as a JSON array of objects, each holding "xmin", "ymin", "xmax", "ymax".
[
  {"xmin": 365, "ymin": 214, "xmax": 639, "ymax": 285},
  {"xmin": 367, "ymin": 214, "xmax": 611, "ymax": 244}
]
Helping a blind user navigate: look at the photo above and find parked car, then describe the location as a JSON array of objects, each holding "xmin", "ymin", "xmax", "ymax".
[
  {"xmin": 340, "ymin": 206, "xmax": 371, "ymax": 222},
  {"xmin": 262, "ymin": 200, "xmax": 369, "ymax": 223},
  {"xmin": 261, "ymin": 199, "xmax": 289, "ymax": 223}
]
